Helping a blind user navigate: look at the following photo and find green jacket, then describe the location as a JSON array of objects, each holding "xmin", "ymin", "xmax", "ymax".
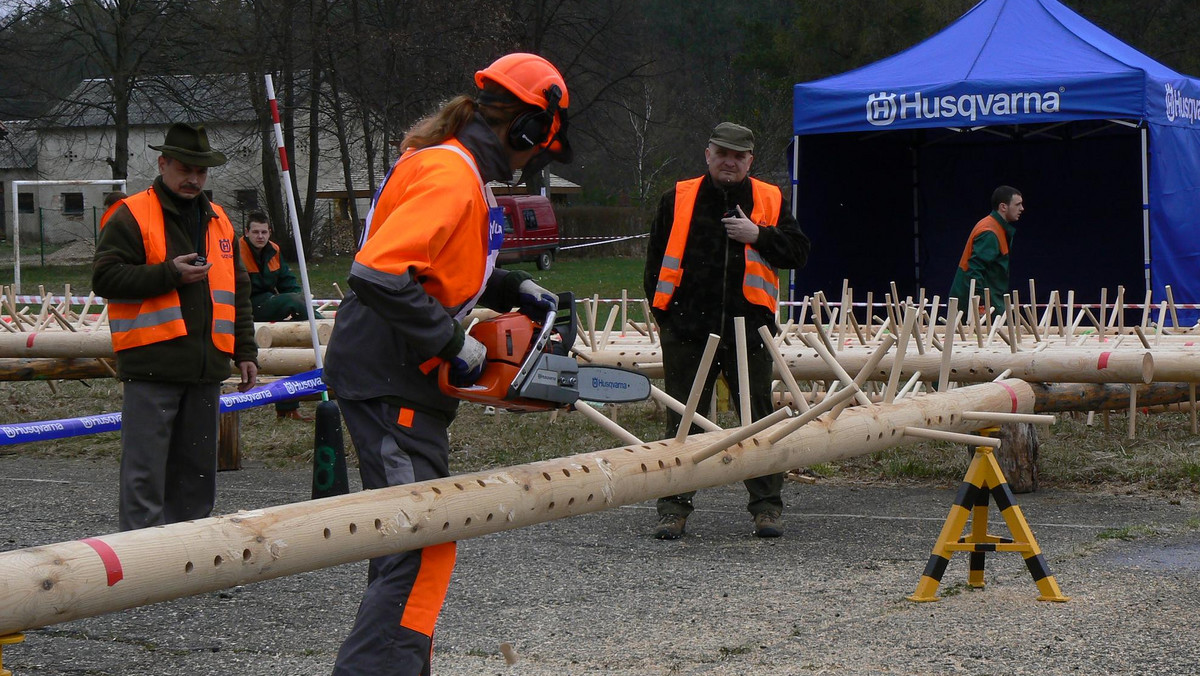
[
  {"xmin": 93, "ymin": 178, "xmax": 258, "ymax": 383},
  {"xmin": 949, "ymin": 210, "xmax": 1016, "ymax": 315},
  {"xmin": 241, "ymin": 237, "xmax": 301, "ymax": 310}
]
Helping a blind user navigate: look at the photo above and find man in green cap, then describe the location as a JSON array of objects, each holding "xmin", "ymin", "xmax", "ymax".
[
  {"xmin": 644, "ymin": 121, "xmax": 811, "ymax": 540},
  {"xmin": 93, "ymin": 122, "xmax": 259, "ymax": 531}
]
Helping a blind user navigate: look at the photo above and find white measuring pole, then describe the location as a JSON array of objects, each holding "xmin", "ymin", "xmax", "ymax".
[{"xmin": 264, "ymin": 74, "xmax": 324, "ymax": 375}]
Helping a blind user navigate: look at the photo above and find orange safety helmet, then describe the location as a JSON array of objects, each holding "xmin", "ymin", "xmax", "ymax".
[{"xmin": 475, "ymin": 52, "xmax": 572, "ymax": 167}]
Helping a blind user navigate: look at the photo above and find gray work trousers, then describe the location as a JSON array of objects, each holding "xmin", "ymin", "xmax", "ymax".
[
  {"xmin": 332, "ymin": 397, "xmax": 455, "ymax": 676},
  {"xmin": 118, "ymin": 380, "xmax": 221, "ymax": 531},
  {"xmin": 656, "ymin": 333, "xmax": 784, "ymax": 518}
]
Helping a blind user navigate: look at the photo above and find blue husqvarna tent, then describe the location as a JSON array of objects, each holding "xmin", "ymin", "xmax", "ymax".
[{"xmin": 791, "ymin": 0, "xmax": 1200, "ymax": 320}]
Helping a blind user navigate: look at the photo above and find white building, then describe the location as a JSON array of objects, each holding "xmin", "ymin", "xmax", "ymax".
[{"xmin": 9, "ymin": 74, "xmax": 356, "ymax": 246}]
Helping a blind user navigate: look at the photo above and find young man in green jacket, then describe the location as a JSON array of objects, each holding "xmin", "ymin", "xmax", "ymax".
[
  {"xmin": 949, "ymin": 185, "xmax": 1025, "ymax": 316},
  {"xmin": 239, "ymin": 210, "xmax": 317, "ymax": 420}
]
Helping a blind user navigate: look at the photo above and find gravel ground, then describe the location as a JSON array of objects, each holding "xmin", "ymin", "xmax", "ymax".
[{"xmin": 1, "ymin": 455, "xmax": 1197, "ymax": 675}]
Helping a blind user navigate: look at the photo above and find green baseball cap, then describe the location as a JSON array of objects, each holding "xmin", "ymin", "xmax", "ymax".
[{"xmin": 708, "ymin": 122, "xmax": 754, "ymax": 152}]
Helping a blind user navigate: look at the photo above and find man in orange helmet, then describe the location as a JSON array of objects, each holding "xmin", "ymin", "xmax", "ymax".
[
  {"xmin": 325, "ymin": 53, "xmax": 571, "ymax": 675},
  {"xmin": 644, "ymin": 122, "xmax": 810, "ymax": 540}
]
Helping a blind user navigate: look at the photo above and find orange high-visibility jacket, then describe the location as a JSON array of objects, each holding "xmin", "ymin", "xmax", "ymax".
[
  {"xmin": 957, "ymin": 214, "xmax": 1010, "ymax": 271},
  {"xmin": 108, "ymin": 189, "xmax": 237, "ymax": 353},
  {"xmin": 239, "ymin": 237, "xmax": 281, "ymax": 273},
  {"xmin": 652, "ymin": 176, "xmax": 783, "ymax": 312},
  {"xmin": 355, "ymin": 139, "xmax": 493, "ymax": 313}
]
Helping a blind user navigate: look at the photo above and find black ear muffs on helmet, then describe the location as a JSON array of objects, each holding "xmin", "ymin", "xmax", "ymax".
[{"xmin": 507, "ymin": 84, "xmax": 563, "ymax": 151}]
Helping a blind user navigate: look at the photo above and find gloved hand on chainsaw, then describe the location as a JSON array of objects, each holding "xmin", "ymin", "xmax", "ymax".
[
  {"xmin": 448, "ymin": 334, "xmax": 487, "ymax": 387},
  {"xmin": 517, "ymin": 279, "xmax": 558, "ymax": 318}
]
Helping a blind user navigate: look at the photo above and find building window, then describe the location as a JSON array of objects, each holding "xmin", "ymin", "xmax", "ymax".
[
  {"xmin": 236, "ymin": 189, "xmax": 259, "ymax": 210},
  {"xmin": 62, "ymin": 192, "xmax": 84, "ymax": 215},
  {"xmin": 522, "ymin": 209, "xmax": 538, "ymax": 230},
  {"xmin": 17, "ymin": 193, "xmax": 33, "ymax": 214}
]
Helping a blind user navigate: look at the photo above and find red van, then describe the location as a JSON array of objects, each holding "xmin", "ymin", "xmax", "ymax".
[{"xmin": 496, "ymin": 195, "xmax": 560, "ymax": 270}]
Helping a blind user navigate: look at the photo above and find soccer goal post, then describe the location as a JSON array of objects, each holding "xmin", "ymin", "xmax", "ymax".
[{"xmin": 9, "ymin": 179, "xmax": 127, "ymax": 293}]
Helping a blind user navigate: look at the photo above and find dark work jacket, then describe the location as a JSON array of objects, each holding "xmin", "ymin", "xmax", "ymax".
[
  {"xmin": 643, "ymin": 173, "xmax": 810, "ymax": 343},
  {"xmin": 243, "ymin": 238, "xmax": 302, "ymax": 310},
  {"xmin": 93, "ymin": 177, "xmax": 258, "ymax": 383}
]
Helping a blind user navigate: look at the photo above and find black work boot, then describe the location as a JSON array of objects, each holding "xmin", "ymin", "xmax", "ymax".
[{"xmin": 653, "ymin": 514, "xmax": 688, "ymax": 540}]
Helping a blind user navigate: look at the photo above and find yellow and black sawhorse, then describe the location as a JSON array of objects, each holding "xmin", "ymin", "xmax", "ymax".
[{"xmin": 909, "ymin": 427, "xmax": 1068, "ymax": 602}]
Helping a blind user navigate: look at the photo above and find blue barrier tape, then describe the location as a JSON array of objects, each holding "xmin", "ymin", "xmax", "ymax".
[{"xmin": 0, "ymin": 370, "xmax": 328, "ymax": 446}]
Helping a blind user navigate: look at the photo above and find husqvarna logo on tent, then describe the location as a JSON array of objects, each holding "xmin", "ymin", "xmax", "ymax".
[
  {"xmin": 1165, "ymin": 83, "xmax": 1199, "ymax": 124},
  {"xmin": 866, "ymin": 89, "xmax": 1062, "ymax": 127}
]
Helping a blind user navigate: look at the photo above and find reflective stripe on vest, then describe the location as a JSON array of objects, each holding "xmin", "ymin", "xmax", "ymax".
[
  {"xmin": 239, "ymin": 237, "xmax": 281, "ymax": 273},
  {"xmin": 110, "ymin": 189, "xmax": 237, "ymax": 353},
  {"xmin": 957, "ymin": 215, "xmax": 1010, "ymax": 271},
  {"xmin": 653, "ymin": 177, "xmax": 783, "ymax": 312}
]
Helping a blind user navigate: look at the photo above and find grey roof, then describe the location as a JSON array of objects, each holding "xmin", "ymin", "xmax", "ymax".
[
  {"xmin": 0, "ymin": 120, "xmax": 37, "ymax": 170},
  {"xmin": 489, "ymin": 170, "xmax": 581, "ymax": 194},
  {"xmin": 43, "ymin": 74, "xmax": 261, "ymax": 128}
]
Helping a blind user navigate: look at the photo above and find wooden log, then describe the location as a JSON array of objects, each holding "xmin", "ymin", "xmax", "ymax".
[
  {"xmin": 253, "ymin": 321, "xmax": 333, "ymax": 348},
  {"xmin": 0, "ymin": 379, "xmax": 1036, "ymax": 636},
  {"xmin": 0, "ymin": 331, "xmax": 115, "ymax": 358},
  {"xmin": 994, "ymin": 422, "xmax": 1039, "ymax": 493},
  {"xmin": 218, "ymin": 410, "xmax": 241, "ymax": 471},
  {"xmin": 0, "ymin": 358, "xmax": 115, "ymax": 381},
  {"xmin": 1028, "ymin": 382, "xmax": 1191, "ymax": 413},
  {"xmin": 581, "ymin": 342, "xmax": 1156, "ymax": 384}
]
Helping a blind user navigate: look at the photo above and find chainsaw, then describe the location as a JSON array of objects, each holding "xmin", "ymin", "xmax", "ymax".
[{"xmin": 438, "ymin": 292, "xmax": 651, "ymax": 412}]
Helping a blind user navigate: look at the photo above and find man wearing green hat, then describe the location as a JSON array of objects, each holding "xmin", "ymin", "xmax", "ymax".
[
  {"xmin": 94, "ymin": 122, "xmax": 259, "ymax": 531},
  {"xmin": 644, "ymin": 121, "xmax": 811, "ymax": 540}
]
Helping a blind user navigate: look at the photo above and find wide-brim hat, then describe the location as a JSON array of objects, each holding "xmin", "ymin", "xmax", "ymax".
[{"xmin": 149, "ymin": 122, "xmax": 227, "ymax": 167}]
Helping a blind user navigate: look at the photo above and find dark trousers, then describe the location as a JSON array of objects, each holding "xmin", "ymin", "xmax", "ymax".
[
  {"xmin": 119, "ymin": 380, "xmax": 220, "ymax": 531},
  {"xmin": 332, "ymin": 398, "xmax": 456, "ymax": 676},
  {"xmin": 253, "ymin": 296, "xmax": 321, "ymax": 413},
  {"xmin": 656, "ymin": 332, "xmax": 784, "ymax": 518}
]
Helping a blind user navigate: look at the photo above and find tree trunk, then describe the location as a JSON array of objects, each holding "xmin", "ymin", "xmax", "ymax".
[{"xmin": 993, "ymin": 422, "xmax": 1038, "ymax": 493}]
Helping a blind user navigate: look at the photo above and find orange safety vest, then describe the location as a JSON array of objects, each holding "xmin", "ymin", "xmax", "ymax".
[
  {"xmin": 653, "ymin": 177, "xmax": 783, "ymax": 313},
  {"xmin": 957, "ymin": 215, "xmax": 1010, "ymax": 271},
  {"xmin": 239, "ymin": 237, "xmax": 281, "ymax": 273},
  {"xmin": 108, "ymin": 189, "xmax": 237, "ymax": 353},
  {"xmin": 98, "ymin": 201, "xmax": 122, "ymax": 229}
]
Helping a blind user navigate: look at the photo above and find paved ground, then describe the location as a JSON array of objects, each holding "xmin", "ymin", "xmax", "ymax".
[{"xmin": 1, "ymin": 454, "xmax": 1198, "ymax": 675}]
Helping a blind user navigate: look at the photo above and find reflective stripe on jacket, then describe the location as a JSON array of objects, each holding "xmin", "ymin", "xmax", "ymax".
[
  {"xmin": 653, "ymin": 176, "xmax": 783, "ymax": 312},
  {"xmin": 109, "ymin": 189, "xmax": 237, "ymax": 353}
]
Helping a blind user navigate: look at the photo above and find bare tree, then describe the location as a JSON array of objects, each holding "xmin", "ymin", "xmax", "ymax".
[{"xmin": 3, "ymin": 0, "xmax": 189, "ymax": 180}]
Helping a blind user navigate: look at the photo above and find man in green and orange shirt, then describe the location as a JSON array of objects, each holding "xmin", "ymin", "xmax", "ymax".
[{"xmin": 949, "ymin": 185, "xmax": 1025, "ymax": 316}]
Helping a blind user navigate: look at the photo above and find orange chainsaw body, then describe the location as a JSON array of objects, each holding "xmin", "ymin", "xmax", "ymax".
[{"xmin": 437, "ymin": 312, "xmax": 561, "ymax": 412}]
